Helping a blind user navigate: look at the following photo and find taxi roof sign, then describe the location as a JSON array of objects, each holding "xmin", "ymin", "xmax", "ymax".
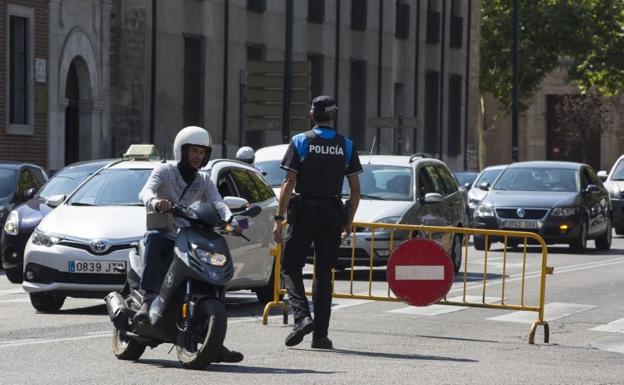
[{"xmin": 123, "ymin": 144, "xmax": 160, "ymax": 160}]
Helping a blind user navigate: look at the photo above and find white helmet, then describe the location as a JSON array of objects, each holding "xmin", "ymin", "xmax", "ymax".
[
  {"xmin": 173, "ymin": 126, "xmax": 213, "ymax": 167},
  {"xmin": 235, "ymin": 146, "xmax": 255, "ymax": 164}
]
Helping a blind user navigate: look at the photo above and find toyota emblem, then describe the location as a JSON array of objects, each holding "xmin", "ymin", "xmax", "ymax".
[
  {"xmin": 516, "ymin": 208, "xmax": 526, "ymax": 219},
  {"xmin": 89, "ymin": 239, "xmax": 111, "ymax": 254}
]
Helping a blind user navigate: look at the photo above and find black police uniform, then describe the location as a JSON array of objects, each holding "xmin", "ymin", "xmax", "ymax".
[{"xmin": 280, "ymin": 125, "xmax": 363, "ymax": 341}]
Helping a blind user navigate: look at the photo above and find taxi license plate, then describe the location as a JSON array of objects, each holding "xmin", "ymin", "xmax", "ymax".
[
  {"xmin": 502, "ymin": 219, "xmax": 538, "ymax": 229},
  {"xmin": 69, "ymin": 261, "xmax": 126, "ymax": 274}
]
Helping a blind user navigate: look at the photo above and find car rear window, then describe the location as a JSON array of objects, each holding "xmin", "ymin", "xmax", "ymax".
[
  {"xmin": 0, "ymin": 169, "xmax": 17, "ymax": 197},
  {"xmin": 38, "ymin": 165, "xmax": 103, "ymax": 199},
  {"xmin": 342, "ymin": 165, "xmax": 412, "ymax": 201},
  {"xmin": 67, "ymin": 169, "xmax": 152, "ymax": 206}
]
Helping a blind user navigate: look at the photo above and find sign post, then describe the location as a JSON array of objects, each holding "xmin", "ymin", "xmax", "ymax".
[{"xmin": 386, "ymin": 238, "xmax": 454, "ymax": 306}]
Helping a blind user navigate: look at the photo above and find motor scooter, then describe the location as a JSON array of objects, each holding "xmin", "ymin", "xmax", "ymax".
[{"xmin": 105, "ymin": 202, "xmax": 261, "ymax": 369}]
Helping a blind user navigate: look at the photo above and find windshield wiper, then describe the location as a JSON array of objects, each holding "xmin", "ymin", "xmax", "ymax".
[
  {"xmin": 115, "ymin": 203, "xmax": 144, "ymax": 206},
  {"xmin": 70, "ymin": 202, "xmax": 95, "ymax": 206}
]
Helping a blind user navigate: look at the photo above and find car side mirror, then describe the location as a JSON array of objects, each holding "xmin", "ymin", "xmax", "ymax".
[
  {"xmin": 463, "ymin": 182, "xmax": 472, "ymax": 190},
  {"xmin": 223, "ymin": 196, "xmax": 249, "ymax": 212},
  {"xmin": 424, "ymin": 192, "xmax": 443, "ymax": 204},
  {"xmin": 45, "ymin": 194, "xmax": 66, "ymax": 208},
  {"xmin": 21, "ymin": 187, "xmax": 37, "ymax": 201},
  {"xmin": 585, "ymin": 184, "xmax": 600, "ymax": 194},
  {"xmin": 597, "ymin": 170, "xmax": 608, "ymax": 182},
  {"xmin": 478, "ymin": 182, "xmax": 490, "ymax": 191}
]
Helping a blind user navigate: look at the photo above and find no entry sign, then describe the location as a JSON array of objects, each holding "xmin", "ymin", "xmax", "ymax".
[{"xmin": 386, "ymin": 238, "xmax": 454, "ymax": 306}]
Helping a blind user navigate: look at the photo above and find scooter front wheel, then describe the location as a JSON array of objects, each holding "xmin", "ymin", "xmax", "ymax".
[
  {"xmin": 176, "ymin": 298, "xmax": 227, "ymax": 369},
  {"xmin": 112, "ymin": 326, "xmax": 146, "ymax": 360}
]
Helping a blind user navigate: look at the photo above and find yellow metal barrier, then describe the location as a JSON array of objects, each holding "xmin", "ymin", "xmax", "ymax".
[{"xmin": 262, "ymin": 222, "xmax": 553, "ymax": 344}]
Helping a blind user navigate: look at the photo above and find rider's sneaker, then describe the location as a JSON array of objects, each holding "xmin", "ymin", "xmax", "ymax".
[
  {"xmin": 133, "ymin": 293, "xmax": 155, "ymax": 322},
  {"xmin": 215, "ymin": 346, "xmax": 244, "ymax": 363}
]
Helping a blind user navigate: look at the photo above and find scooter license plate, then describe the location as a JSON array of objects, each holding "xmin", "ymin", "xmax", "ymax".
[{"xmin": 69, "ymin": 261, "xmax": 126, "ymax": 274}]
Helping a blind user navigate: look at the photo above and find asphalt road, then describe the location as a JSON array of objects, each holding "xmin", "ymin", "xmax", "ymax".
[{"xmin": 1, "ymin": 236, "xmax": 624, "ymax": 384}]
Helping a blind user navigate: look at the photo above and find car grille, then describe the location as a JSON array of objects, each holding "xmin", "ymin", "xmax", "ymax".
[
  {"xmin": 26, "ymin": 263, "xmax": 126, "ymax": 285},
  {"xmin": 58, "ymin": 241, "xmax": 133, "ymax": 256},
  {"xmin": 496, "ymin": 208, "xmax": 548, "ymax": 219}
]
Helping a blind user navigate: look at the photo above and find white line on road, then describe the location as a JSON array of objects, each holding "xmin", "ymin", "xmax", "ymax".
[
  {"xmin": 0, "ymin": 333, "xmax": 110, "ymax": 349},
  {"xmin": 590, "ymin": 318, "xmax": 624, "ymax": 333},
  {"xmin": 487, "ymin": 302, "xmax": 597, "ymax": 324}
]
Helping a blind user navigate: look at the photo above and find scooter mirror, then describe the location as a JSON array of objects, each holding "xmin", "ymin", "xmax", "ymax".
[{"xmin": 240, "ymin": 205, "xmax": 261, "ymax": 218}]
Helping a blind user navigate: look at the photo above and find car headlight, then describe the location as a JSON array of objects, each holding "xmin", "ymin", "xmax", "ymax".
[
  {"xmin": 551, "ymin": 207, "xmax": 578, "ymax": 216},
  {"xmin": 194, "ymin": 247, "xmax": 227, "ymax": 266},
  {"xmin": 475, "ymin": 204, "xmax": 494, "ymax": 218},
  {"xmin": 3, "ymin": 210, "xmax": 19, "ymax": 235},
  {"xmin": 31, "ymin": 229, "xmax": 62, "ymax": 247}
]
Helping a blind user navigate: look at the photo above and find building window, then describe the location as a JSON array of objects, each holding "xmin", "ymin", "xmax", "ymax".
[
  {"xmin": 395, "ymin": 0, "xmax": 410, "ymax": 40},
  {"xmin": 246, "ymin": 0, "xmax": 266, "ymax": 13},
  {"xmin": 450, "ymin": 0, "xmax": 463, "ymax": 48},
  {"xmin": 424, "ymin": 71, "xmax": 439, "ymax": 154},
  {"xmin": 308, "ymin": 0, "xmax": 325, "ymax": 24},
  {"xmin": 426, "ymin": 0, "xmax": 440, "ymax": 45},
  {"xmin": 349, "ymin": 60, "xmax": 367, "ymax": 149},
  {"xmin": 308, "ymin": 53, "xmax": 324, "ymax": 98},
  {"xmin": 447, "ymin": 74, "xmax": 462, "ymax": 156},
  {"xmin": 351, "ymin": 0, "xmax": 367, "ymax": 31},
  {"xmin": 9, "ymin": 16, "xmax": 29, "ymax": 126},
  {"xmin": 183, "ymin": 36, "xmax": 204, "ymax": 126},
  {"xmin": 247, "ymin": 43, "xmax": 266, "ymax": 62}
]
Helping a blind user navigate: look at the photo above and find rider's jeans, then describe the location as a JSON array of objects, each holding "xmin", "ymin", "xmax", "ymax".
[{"xmin": 140, "ymin": 230, "xmax": 175, "ymax": 295}]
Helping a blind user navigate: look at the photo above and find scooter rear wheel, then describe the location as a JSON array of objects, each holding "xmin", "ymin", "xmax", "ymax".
[
  {"xmin": 176, "ymin": 298, "xmax": 226, "ymax": 369},
  {"xmin": 112, "ymin": 326, "xmax": 146, "ymax": 360}
]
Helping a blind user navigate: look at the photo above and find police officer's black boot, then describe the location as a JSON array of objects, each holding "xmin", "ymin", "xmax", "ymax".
[
  {"xmin": 133, "ymin": 293, "xmax": 155, "ymax": 322},
  {"xmin": 311, "ymin": 336, "xmax": 333, "ymax": 349},
  {"xmin": 284, "ymin": 317, "xmax": 314, "ymax": 346}
]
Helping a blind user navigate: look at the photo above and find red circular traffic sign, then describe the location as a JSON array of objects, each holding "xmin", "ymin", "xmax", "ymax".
[{"xmin": 386, "ymin": 238, "xmax": 454, "ymax": 306}]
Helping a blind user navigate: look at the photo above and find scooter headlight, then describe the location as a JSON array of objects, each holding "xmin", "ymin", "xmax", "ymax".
[{"xmin": 194, "ymin": 248, "xmax": 227, "ymax": 267}]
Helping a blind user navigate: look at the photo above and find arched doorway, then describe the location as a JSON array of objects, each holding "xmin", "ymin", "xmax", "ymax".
[{"xmin": 65, "ymin": 62, "xmax": 80, "ymax": 165}]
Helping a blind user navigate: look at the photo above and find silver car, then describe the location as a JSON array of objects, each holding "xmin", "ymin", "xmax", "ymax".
[
  {"xmin": 326, "ymin": 155, "xmax": 469, "ymax": 273},
  {"xmin": 599, "ymin": 155, "xmax": 624, "ymax": 235},
  {"xmin": 22, "ymin": 154, "xmax": 278, "ymax": 312}
]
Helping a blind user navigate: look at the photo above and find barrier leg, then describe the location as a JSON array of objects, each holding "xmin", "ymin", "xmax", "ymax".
[{"xmin": 528, "ymin": 320, "xmax": 550, "ymax": 344}]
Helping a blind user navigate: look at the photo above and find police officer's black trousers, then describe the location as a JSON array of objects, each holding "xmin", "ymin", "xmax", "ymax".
[{"xmin": 281, "ymin": 198, "xmax": 343, "ymax": 339}]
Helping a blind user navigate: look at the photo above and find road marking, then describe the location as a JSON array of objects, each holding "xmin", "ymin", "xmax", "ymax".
[
  {"xmin": 0, "ymin": 334, "xmax": 110, "ymax": 349},
  {"xmin": 591, "ymin": 337, "xmax": 624, "ymax": 354},
  {"xmin": 0, "ymin": 288, "xmax": 26, "ymax": 296},
  {"xmin": 396, "ymin": 265, "xmax": 444, "ymax": 280},
  {"xmin": 0, "ymin": 298, "xmax": 30, "ymax": 303},
  {"xmin": 388, "ymin": 296, "xmax": 503, "ymax": 316},
  {"xmin": 487, "ymin": 302, "xmax": 596, "ymax": 324},
  {"xmin": 590, "ymin": 318, "xmax": 624, "ymax": 333}
]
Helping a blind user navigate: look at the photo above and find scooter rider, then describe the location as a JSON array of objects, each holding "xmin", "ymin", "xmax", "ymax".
[
  {"xmin": 135, "ymin": 125, "xmax": 243, "ymax": 363},
  {"xmin": 273, "ymin": 96, "xmax": 362, "ymax": 349}
]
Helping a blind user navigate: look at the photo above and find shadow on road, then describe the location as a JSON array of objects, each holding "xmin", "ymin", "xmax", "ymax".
[
  {"xmin": 137, "ymin": 358, "xmax": 340, "ymax": 374},
  {"xmin": 290, "ymin": 347, "xmax": 478, "ymax": 363},
  {"xmin": 54, "ymin": 303, "xmax": 108, "ymax": 315}
]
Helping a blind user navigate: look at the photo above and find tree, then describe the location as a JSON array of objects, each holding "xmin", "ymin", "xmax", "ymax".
[{"xmin": 480, "ymin": 0, "xmax": 624, "ymax": 109}]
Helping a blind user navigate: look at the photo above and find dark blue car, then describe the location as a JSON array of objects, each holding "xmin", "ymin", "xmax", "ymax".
[{"xmin": 1, "ymin": 160, "xmax": 112, "ymax": 283}]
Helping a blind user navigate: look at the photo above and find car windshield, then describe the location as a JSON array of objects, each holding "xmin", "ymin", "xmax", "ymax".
[
  {"xmin": 0, "ymin": 169, "xmax": 17, "ymax": 197},
  {"xmin": 255, "ymin": 160, "xmax": 286, "ymax": 187},
  {"xmin": 611, "ymin": 160, "xmax": 624, "ymax": 181},
  {"xmin": 455, "ymin": 171, "xmax": 478, "ymax": 186},
  {"xmin": 475, "ymin": 168, "xmax": 504, "ymax": 187},
  {"xmin": 67, "ymin": 169, "xmax": 152, "ymax": 206},
  {"xmin": 342, "ymin": 165, "xmax": 413, "ymax": 201},
  {"xmin": 493, "ymin": 168, "xmax": 578, "ymax": 192},
  {"xmin": 38, "ymin": 164, "xmax": 104, "ymax": 199}
]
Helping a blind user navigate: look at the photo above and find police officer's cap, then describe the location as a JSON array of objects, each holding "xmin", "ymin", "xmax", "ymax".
[{"xmin": 311, "ymin": 95, "xmax": 338, "ymax": 114}]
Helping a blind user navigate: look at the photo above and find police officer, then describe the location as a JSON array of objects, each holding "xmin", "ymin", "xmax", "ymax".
[{"xmin": 273, "ymin": 96, "xmax": 362, "ymax": 349}]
